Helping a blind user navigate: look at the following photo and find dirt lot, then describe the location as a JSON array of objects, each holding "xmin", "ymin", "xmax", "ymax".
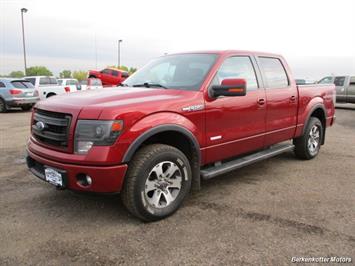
[{"xmin": 0, "ymin": 105, "xmax": 354, "ymax": 265}]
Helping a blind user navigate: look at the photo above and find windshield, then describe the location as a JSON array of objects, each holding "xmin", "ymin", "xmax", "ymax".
[{"xmin": 123, "ymin": 53, "xmax": 218, "ymax": 91}]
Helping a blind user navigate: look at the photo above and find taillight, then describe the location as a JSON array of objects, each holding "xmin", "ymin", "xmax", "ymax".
[
  {"xmin": 9, "ymin": 89, "xmax": 22, "ymax": 95},
  {"xmin": 64, "ymin": 86, "xmax": 71, "ymax": 93}
]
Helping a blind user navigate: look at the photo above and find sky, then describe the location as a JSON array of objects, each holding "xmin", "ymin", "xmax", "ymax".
[{"xmin": 1, "ymin": 0, "xmax": 355, "ymax": 80}]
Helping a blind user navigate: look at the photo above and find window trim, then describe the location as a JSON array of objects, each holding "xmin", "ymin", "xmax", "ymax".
[
  {"xmin": 256, "ymin": 56, "xmax": 290, "ymax": 89},
  {"xmin": 208, "ymin": 55, "xmax": 261, "ymax": 93}
]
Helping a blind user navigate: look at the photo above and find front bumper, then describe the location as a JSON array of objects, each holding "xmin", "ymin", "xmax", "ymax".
[
  {"xmin": 26, "ymin": 148, "xmax": 128, "ymax": 193},
  {"xmin": 6, "ymin": 97, "xmax": 39, "ymax": 107}
]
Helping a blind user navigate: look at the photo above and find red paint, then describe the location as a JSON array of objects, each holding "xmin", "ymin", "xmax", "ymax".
[{"xmin": 27, "ymin": 50, "xmax": 335, "ymax": 193}]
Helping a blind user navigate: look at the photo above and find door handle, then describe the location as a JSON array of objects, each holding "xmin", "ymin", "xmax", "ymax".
[
  {"xmin": 290, "ymin": 96, "xmax": 296, "ymax": 102},
  {"xmin": 257, "ymin": 98, "xmax": 265, "ymax": 105}
]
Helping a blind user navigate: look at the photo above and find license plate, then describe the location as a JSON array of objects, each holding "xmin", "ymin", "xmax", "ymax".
[
  {"xmin": 45, "ymin": 168, "xmax": 63, "ymax": 186},
  {"xmin": 26, "ymin": 92, "xmax": 34, "ymax": 96}
]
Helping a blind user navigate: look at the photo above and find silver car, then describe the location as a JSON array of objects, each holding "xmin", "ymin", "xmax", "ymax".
[{"xmin": 0, "ymin": 78, "xmax": 39, "ymax": 112}]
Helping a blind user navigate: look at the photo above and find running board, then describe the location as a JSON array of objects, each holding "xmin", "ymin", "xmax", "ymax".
[{"xmin": 201, "ymin": 143, "xmax": 294, "ymax": 180}]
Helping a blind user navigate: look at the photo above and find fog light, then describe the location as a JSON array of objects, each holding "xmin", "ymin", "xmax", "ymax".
[{"xmin": 76, "ymin": 173, "xmax": 92, "ymax": 187}]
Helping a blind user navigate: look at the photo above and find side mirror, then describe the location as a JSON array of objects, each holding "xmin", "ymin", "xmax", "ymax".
[{"xmin": 211, "ymin": 78, "xmax": 247, "ymax": 97}]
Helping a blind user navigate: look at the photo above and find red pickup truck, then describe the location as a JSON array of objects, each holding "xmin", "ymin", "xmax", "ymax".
[
  {"xmin": 26, "ymin": 51, "xmax": 335, "ymax": 221},
  {"xmin": 88, "ymin": 68, "xmax": 129, "ymax": 86}
]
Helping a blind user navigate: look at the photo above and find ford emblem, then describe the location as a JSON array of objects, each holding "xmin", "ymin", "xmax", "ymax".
[{"xmin": 36, "ymin": 121, "xmax": 45, "ymax": 131}]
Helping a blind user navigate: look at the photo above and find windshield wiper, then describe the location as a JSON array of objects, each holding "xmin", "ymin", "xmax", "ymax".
[{"xmin": 132, "ymin": 82, "xmax": 168, "ymax": 89}]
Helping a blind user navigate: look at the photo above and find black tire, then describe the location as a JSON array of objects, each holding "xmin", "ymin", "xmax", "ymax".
[
  {"xmin": 21, "ymin": 104, "xmax": 33, "ymax": 111},
  {"xmin": 121, "ymin": 144, "xmax": 192, "ymax": 222},
  {"xmin": 293, "ymin": 117, "xmax": 323, "ymax": 160},
  {"xmin": 0, "ymin": 98, "xmax": 7, "ymax": 113}
]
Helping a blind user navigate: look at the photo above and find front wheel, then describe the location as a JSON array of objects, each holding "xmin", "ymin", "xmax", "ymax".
[
  {"xmin": 121, "ymin": 144, "xmax": 192, "ymax": 222},
  {"xmin": 293, "ymin": 117, "xmax": 323, "ymax": 160}
]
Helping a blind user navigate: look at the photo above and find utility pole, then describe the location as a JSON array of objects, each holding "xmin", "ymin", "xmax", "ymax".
[
  {"xmin": 21, "ymin": 8, "xmax": 28, "ymax": 75},
  {"xmin": 118, "ymin": 39, "xmax": 123, "ymax": 68}
]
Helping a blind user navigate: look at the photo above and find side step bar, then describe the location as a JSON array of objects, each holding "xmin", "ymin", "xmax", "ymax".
[{"xmin": 201, "ymin": 143, "xmax": 294, "ymax": 180}]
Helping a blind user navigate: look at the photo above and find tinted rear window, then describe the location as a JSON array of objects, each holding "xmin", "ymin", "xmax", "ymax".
[
  {"xmin": 259, "ymin": 57, "xmax": 289, "ymax": 88},
  {"xmin": 11, "ymin": 81, "xmax": 34, "ymax": 89}
]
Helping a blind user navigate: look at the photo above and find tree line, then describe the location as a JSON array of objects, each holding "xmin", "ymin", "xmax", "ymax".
[{"xmin": 1, "ymin": 65, "xmax": 137, "ymax": 81}]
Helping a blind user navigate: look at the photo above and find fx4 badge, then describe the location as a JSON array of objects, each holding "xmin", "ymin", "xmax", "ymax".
[{"xmin": 182, "ymin": 104, "xmax": 204, "ymax": 112}]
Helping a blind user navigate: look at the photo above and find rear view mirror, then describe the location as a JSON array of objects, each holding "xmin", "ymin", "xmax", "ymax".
[{"xmin": 211, "ymin": 78, "xmax": 247, "ymax": 97}]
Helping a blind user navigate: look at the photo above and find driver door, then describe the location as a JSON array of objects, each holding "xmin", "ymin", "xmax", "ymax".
[{"xmin": 204, "ymin": 56, "xmax": 266, "ymax": 164}]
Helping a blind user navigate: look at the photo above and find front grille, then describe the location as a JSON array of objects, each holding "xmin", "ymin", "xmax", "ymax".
[{"xmin": 32, "ymin": 109, "xmax": 72, "ymax": 149}]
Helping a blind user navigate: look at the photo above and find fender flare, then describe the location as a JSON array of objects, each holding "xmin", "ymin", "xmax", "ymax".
[
  {"xmin": 302, "ymin": 103, "xmax": 326, "ymax": 135},
  {"xmin": 122, "ymin": 124, "xmax": 201, "ymax": 163}
]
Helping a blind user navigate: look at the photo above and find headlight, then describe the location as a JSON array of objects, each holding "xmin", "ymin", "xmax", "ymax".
[{"xmin": 74, "ymin": 120, "xmax": 123, "ymax": 154}]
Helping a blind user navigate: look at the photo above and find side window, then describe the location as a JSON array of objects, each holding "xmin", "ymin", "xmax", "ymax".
[
  {"xmin": 334, "ymin": 76, "xmax": 346, "ymax": 86},
  {"xmin": 39, "ymin": 77, "xmax": 50, "ymax": 85},
  {"xmin": 318, "ymin": 76, "xmax": 333, "ymax": 84},
  {"xmin": 101, "ymin": 69, "xmax": 111, "ymax": 75},
  {"xmin": 112, "ymin": 70, "xmax": 119, "ymax": 77},
  {"xmin": 0, "ymin": 82, "xmax": 5, "ymax": 87},
  {"xmin": 211, "ymin": 56, "xmax": 259, "ymax": 91},
  {"xmin": 259, "ymin": 57, "xmax": 289, "ymax": 88}
]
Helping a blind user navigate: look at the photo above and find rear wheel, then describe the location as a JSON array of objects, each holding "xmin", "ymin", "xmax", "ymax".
[
  {"xmin": 294, "ymin": 117, "xmax": 323, "ymax": 160},
  {"xmin": 0, "ymin": 98, "xmax": 7, "ymax": 113},
  {"xmin": 121, "ymin": 144, "xmax": 192, "ymax": 221}
]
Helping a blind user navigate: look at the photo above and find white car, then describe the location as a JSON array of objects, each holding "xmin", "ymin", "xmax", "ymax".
[
  {"xmin": 58, "ymin": 78, "xmax": 79, "ymax": 93},
  {"xmin": 79, "ymin": 78, "xmax": 103, "ymax": 90},
  {"xmin": 25, "ymin": 76, "xmax": 68, "ymax": 100}
]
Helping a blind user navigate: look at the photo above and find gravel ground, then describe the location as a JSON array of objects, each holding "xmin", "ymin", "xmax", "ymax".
[{"xmin": 0, "ymin": 105, "xmax": 354, "ymax": 265}]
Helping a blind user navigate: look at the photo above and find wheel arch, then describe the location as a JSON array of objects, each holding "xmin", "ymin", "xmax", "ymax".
[
  {"xmin": 122, "ymin": 125, "xmax": 201, "ymax": 190},
  {"xmin": 46, "ymin": 92, "xmax": 57, "ymax": 98}
]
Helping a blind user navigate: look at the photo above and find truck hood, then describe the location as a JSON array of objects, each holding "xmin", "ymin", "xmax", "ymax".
[{"xmin": 35, "ymin": 87, "xmax": 188, "ymax": 119}]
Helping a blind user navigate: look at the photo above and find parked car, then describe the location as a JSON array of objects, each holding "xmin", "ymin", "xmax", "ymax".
[
  {"xmin": 57, "ymin": 78, "xmax": 79, "ymax": 92},
  {"xmin": 26, "ymin": 50, "xmax": 335, "ymax": 221},
  {"xmin": 318, "ymin": 75, "xmax": 355, "ymax": 103},
  {"xmin": 25, "ymin": 76, "xmax": 68, "ymax": 100},
  {"xmin": 0, "ymin": 78, "xmax": 39, "ymax": 112},
  {"xmin": 78, "ymin": 78, "xmax": 103, "ymax": 90},
  {"xmin": 88, "ymin": 68, "xmax": 129, "ymax": 86}
]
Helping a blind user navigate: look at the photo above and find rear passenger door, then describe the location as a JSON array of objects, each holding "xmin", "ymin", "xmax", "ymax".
[{"xmin": 257, "ymin": 57, "xmax": 298, "ymax": 146}]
